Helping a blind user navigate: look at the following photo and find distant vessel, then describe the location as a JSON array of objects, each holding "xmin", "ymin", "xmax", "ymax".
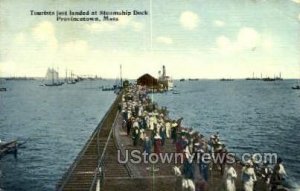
[
  {"xmin": 262, "ymin": 77, "xmax": 283, "ymax": 81},
  {"xmin": 292, "ymin": 80, "xmax": 300, "ymax": 90},
  {"xmin": 101, "ymin": 84, "xmax": 119, "ymax": 91},
  {"xmin": 179, "ymin": 78, "xmax": 185, "ymax": 82},
  {"xmin": 292, "ymin": 85, "xmax": 300, "ymax": 90},
  {"xmin": 246, "ymin": 73, "xmax": 261, "ymax": 80},
  {"xmin": 102, "ymin": 65, "xmax": 123, "ymax": 92},
  {"xmin": 262, "ymin": 73, "xmax": 283, "ymax": 81},
  {"xmin": 158, "ymin": 65, "xmax": 173, "ymax": 91},
  {"xmin": 4, "ymin": 77, "xmax": 35, "ymax": 81},
  {"xmin": 220, "ymin": 78, "xmax": 234, "ymax": 81},
  {"xmin": 0, "ymin": 79, "xmax": 7, "ymax": 91},
  {"xmin": 188, "ymin": 78, "xmax": 199, "ymax": 81},
  {"xmin": 65, "ymin": 69, "xmax": 76, "ymax": 84},
  {"xmin": 44, "ymin": 68, "xmax": 64, "ymax": 86}
]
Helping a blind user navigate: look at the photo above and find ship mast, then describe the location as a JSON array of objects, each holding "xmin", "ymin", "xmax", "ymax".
[{"xmin": 120, "ymin": 64, "xmax": 123, "ymax": 87}]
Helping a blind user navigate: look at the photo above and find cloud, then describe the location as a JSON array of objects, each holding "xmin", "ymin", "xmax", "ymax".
[
  {"xmin": 216, "ymin": 27, "xmax": 261, "ymax": 54},
  {"xmin": 85, "ymin": 22, "xmax": 116, "ymax": 32},
  {"xmin": 0, "ymin": 60, "xmax": 16, "ymax": 76},
  {"xmin": 179, "ymin": 11, "xmax": 199, "ymax": 30},
  {"xmin": 261, "ymin": 37, "xmax": 273, "ymax": 51},
  {"xmin": 298, "ymin": 13, "xmax": 300, "ymax": 21},
  {"xmin": 130, "ymin": 21, "xmax": 143, "ymax": 32},
  {"xmin": 32, "ymin": 21, "xmax": 57, "ymax": 49},
  {"xmin": 14, "ymin": 33, "xmax": 26, "ymax": 44},
  {"xmin": 1, "ymin": 21, "xmax": 61, "ymax": 76},
  {"xmin": 85, "ymin": 16, "xmax": 143, "ymax": 33},
  {"xmin": 213, "ymin": 20, "xmax": 225, "ymax": 27},
  {"xmin": 237, "ymin": 27, "xmax": 260, "ymax": 49},
  {"xmin": 156, "ymin": 36, "xmax": 173, "ymax": 45},
  {"xmin": 216, "ymin": 36, "xmax": 233, "ymax": 52},
  {"xmin": 291, "ymin": 0, "xmax": 300, "ymax": 3},
  {"xmin": 61, "ymin": 40, "xmax": 88, "ymax": 58}
]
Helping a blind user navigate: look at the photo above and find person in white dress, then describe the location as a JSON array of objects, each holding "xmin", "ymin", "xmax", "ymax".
[
  {"xmin": 241, "ymin": 160, "xmax": 257, "ymax": 191},
  {"xmin": 224, "ymin": 164, "xmax": 237, "ymax": 191}
]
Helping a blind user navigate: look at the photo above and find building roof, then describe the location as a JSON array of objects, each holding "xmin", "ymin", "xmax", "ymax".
[{"xmin": 137, "ymin": 73, "xmax": 159, "ymax": 87}]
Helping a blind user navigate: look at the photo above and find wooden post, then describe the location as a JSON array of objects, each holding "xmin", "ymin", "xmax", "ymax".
[{"xmin": 96, "ymin": 167, "xmax": 102, "ymax": 191}]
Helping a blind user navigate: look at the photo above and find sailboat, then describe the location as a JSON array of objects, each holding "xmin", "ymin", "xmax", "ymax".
[
  {"xmin": 44, "ymin": 68, "xmax": 64, "ymax": 86},
  {"xmin": 101, "ymin": 65, "xmax": 123, "ymax": 92},
  {"xmin": 65, "ymin": 70, "xmax": 76, "ymax": 84}
]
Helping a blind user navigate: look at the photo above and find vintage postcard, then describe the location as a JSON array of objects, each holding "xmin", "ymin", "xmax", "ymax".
[{"xmin": 0, "ymin": 0, "xmax": 299, "ymax": 191}]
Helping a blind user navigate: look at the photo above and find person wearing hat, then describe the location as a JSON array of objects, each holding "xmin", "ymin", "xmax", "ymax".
[
  {"xmin": 224, "ymin": 163, "xmax": 237, "ymax": 191},
  {"xmin": 261, "ymin": 161, "xmax": 272, "ymax": 190},
  {"xmin": 276, "ymin": 158, "xmax": 287, "ymax": 179},
  {"xmin": 241, "ymin": 160, "xmax": 257, "ymax": 191},
  {"xmin": 198, "ymin": 147, "xmax": 209, "ymax": 182},
  {"xmin": 165, "ymin": 119, "xmax": 171, "ymax": 139},
  {"xmin": 132, "ymin": 126, "xmax": 140, "ymax": 146},
  {"xmin": 132, "ymin": 118, "xmax": 139, "ymax": 129},
  {"xmin": 126, "ymin": 117, "xmax": 132, "ymax": 136},
  {"xmin": 270, "ymin": 157, "xmax": 287, "ymax": 191},
  {"xmin": 153, "ymin": 134, "xmax": 162, "ymax": 154},
  {"xmin": 149, "ymin": 114, "xmax": 156, "ymax": 130},
  {"xmin": 182, "ymin": 154, "xmax": 195, "ymax": 181},
  {"xmin": 160, "ymin": 125, "xmax": 167, "ymax": 146},
  {"xmin": 143, "ymin": 135, "xmax": 152, "ymax": 160}
]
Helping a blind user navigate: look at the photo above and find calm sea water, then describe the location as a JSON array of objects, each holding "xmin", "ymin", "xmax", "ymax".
[
  {"xmin": 0, "ymin": 79, "xmax": 299, "ymax": 190},
  {"xmin": 152, "ymin": 79, "xmax": 300, "ymax": 187},
  {"xmin": 0, "ymin": 80, "xmax": 116, "ymax": 191}
]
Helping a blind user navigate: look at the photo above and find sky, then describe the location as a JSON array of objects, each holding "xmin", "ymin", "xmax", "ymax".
[{"xmin": 0, "ymin": 0, "xmax": 300, "ymax": 79}]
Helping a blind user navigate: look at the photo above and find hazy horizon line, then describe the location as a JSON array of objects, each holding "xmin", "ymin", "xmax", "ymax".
[{"xmin": 0, "ymin": 76, "xmax": 299, "ymax": 80}]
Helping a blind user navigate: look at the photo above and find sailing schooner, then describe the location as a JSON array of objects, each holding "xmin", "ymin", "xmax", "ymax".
[{"xmin": 44, "ymin": 68, "xmax": 64, "ymax": 86}]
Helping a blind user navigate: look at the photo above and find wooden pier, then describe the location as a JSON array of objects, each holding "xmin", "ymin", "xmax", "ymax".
[
  {"xmin": 57, "ymin": 92, "xmax": 183, "ymax": 191},
  {"xmin": 57, "ymin": 91, "xmax": 269, "ymax": 191}
]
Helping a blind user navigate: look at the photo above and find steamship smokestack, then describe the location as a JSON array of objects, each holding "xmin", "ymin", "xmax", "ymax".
[{"xmin": 162, "ymin": 65, "xmax": 166, "ymax": 78}]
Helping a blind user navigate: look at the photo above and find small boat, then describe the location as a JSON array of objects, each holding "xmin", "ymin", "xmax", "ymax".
[
  {"xmin": 0, "ymin": 140, "xmax": 17, "ymax": 158},
  {"xmin": 102, "ymin": 86, "xmax": 116, "ymax": 91},
  {"xmin": 102, "ymin": 84, "xmax": 121, "ymax": 91},
  {"xmin": 0, "ymin": 79, "xmax": 6, "ymax": 91},
  {"xmin": 292, "ymin": 79, "xmax": 300, "ymax": 90},
  {"xmin": 262, "ymin": 74, "xmax": 283, "ymax": 81},
  {"xmin": 188, "ymin": 78, "xmax": 199, "ymax": 81},
  {"xmin": 45, "ymin": 82, "xmax": 64, "ymax": 86}
]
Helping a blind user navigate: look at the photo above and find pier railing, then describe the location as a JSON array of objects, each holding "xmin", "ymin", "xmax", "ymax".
[
  {"xmin": 57, "ymin": 91, "xmax": 123, "ymax": 190},
  {"xmin": 89, "ymin": 113, "xmax": 115, "ymax": 191}
]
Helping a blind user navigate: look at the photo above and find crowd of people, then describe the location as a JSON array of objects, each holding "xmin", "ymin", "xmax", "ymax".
[{"xmin": 118, "ymin": 84, "xmax": 288, "ymax": 191}]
